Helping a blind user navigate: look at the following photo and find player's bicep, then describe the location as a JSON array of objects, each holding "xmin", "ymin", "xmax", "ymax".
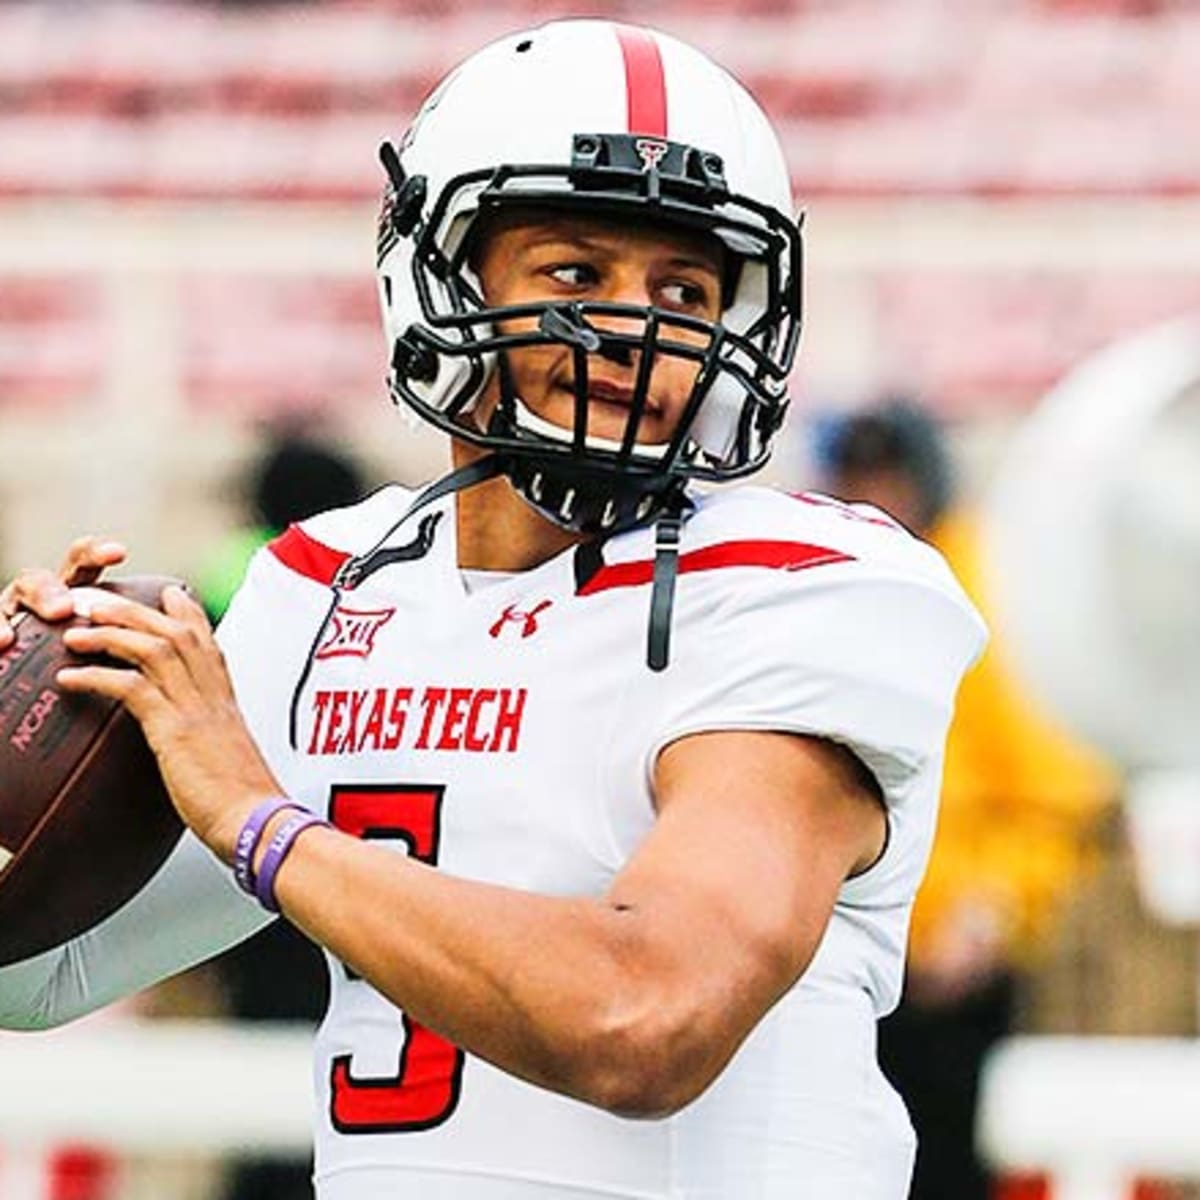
[{"xmin": 613, "ymin": 729, "xmax": 885, "ymax": 1007}]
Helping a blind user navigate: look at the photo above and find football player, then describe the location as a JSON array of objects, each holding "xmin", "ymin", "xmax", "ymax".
[{"xmin": 0, "ymin": 20, "xmax": 985, "ymax": 1199}]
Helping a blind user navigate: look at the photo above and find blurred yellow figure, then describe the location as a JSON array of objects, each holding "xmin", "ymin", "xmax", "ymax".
[
  {"xmin": 909, "ymin": 506, "xmax": 1118, "ymax": 1003},
  {"xmin": 814, "ymin": 400, "xmax": 1118, "ymax": 1200}
]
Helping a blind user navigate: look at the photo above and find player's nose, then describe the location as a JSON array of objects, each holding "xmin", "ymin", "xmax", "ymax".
[
  {"xmin": 590, "ymin": 275, "xmax": 649, "ymax": 368},
  {"xmin": 596, "ymin": 336, "xmax": 635, "ymax": 368}
]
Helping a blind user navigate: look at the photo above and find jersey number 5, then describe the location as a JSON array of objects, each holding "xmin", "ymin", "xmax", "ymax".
[{"xmin": 327, "ymin": 783, "xmax": 465, "ymax": 1133}]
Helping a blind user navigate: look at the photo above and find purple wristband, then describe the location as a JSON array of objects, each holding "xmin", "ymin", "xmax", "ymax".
[
  {"xmin": 233, "ymin": 798, "xmax": 303, "ymax": 896},
  {"xmin": 254, "ymin": 810, "xmax": 329, "ymax": 913}
]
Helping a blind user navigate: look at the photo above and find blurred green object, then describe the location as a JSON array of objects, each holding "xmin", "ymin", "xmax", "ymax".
[
  {"xmin": 196, "ymin": 433, "xmax": 369, "ymax": 623},
  {"xmin": 195, "ymin": 526, "xmax": 275, "ymax": 623}
]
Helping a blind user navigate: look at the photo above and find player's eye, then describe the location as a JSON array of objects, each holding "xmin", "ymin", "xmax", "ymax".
[
  {"xmin": 658, "ymin": 279, "xmax": 713, "ymax": 314},
  {"xmin": 545, "ymin": 262, "xmax": 600, "ymax": 288}
]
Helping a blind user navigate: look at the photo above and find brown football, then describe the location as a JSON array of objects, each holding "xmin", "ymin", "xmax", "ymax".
[{"xmin": 0, "ymin": 576, "xmax": 186, "ymax": 966}]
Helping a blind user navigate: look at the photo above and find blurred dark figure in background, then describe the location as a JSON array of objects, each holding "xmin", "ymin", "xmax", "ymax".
[
  {"xmin": 814, "ymin": 400, "xmax": 1117, "ymax": 1200},
  {"xmin": 198, "ymin": 431, "xmax": 368, "ymax": 624},
  {"xmin": 198, "ymin": 430, "xmax": 368, "ymax": 1200}
]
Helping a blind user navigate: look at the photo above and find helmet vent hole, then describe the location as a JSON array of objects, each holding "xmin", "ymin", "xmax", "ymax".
[{"xmin": 516, "ymin": 39, "xmax": 533, "ymax": 53}]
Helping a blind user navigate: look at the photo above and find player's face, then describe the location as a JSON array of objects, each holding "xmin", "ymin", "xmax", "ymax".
[{"xmin": 472, "ymin": 211, "xmax": 724, "ymax": 446}]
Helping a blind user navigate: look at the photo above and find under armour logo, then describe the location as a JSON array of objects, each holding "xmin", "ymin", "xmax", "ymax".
[
  {"xmin": 316, "ymin": 605, "xmax": 396, "ymax": 660},
  {"xmin": 489, "ymin": 600, "xmax": 553, "ymax": 639},
  {"xmin": 634, "ymin": 138, "xmax": 669, "ymax": 172}
]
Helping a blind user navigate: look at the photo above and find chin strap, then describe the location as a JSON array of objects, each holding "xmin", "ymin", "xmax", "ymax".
[
  {"xmin": 646, "ymin": 496, "xmax": 690, "ymax": 672},
  {"xmin": 332, "ymin": 454, "xmax": 505, "ymax": 589}
]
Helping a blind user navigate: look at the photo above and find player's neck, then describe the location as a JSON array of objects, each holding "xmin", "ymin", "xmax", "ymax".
[{"xmin": 450, "ymin": 441, "xmax": 585, "ymax": 572}]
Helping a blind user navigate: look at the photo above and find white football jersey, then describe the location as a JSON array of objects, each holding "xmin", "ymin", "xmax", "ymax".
[{"xmin": 213, "ymin": 481, "xmax": 986, "ymax": 1200}]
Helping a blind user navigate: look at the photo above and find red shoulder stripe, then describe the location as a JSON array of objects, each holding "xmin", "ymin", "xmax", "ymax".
[
  {"xmin": 615, "ymin": 25, "xmax": 667, "ymax": 137},
  {"xmin": 578, "ymin": 539, "xmax": 852, "ymax": 596},
  {"xmin": 267, "ymin": 524, "xmax": 349, "ymax": 585}
]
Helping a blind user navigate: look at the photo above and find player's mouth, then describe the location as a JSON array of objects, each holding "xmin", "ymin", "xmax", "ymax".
[{"xmin": 557, "ymin": 379, "xmax": 662, "ymax": 416}]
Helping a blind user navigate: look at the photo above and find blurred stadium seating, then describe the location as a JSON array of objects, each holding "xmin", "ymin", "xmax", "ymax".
[
  {"xmin": 2, "ymin": 0, "xmax": 1200, "ymax": 441},
  {"xmin": 1, "ymin": 3, "xmax": 1198, "ymax": 200}
]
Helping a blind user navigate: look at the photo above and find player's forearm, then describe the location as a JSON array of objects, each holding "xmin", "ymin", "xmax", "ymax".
[
  {"xmin": 0, "ymin": 948, "xmax": 65, "ymax": 1028},
  {"xmin": 1, "ymin": 832, "xmax": 269, "ymax": 1030},
  {"xmin": 272, "ymin": 826, "xmax": 745, "ymax": 1116}
]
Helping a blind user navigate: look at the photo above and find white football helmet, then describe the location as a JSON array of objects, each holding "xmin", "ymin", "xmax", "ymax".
[{"xmin": 376, "ymin": 19, "xmax": 803, "ymax": 533}]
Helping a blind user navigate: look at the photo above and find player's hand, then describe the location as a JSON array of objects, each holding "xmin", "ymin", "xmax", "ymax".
[
  {"xmin": 0, "ymin": 536, "xmax": 129, "ymax": 651},
  {"xmin": 56, "ymin": 582, "xmax": 283, "ymax": 861}
]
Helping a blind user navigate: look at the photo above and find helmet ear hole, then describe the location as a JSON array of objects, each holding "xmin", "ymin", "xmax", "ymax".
[
  {"xmin": 397, "ymin": 345, "xmax": 497, "ymax": 420},
  {"xmin": 392, "ymin": 332, "xmax": 438, "ymax": 384}
]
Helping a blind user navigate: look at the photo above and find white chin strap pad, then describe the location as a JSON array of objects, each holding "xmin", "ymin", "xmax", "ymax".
[{"xmin": 511, "ymin": 396, "xmax": 671, "ymax": 461}]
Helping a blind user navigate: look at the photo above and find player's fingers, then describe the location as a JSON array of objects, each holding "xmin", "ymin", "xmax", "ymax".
[
  {"xmin": 0, "ymin": 538, "xmax": 128, "ymax": 649},
  {"xmin": 0, "ymin": 567, "xmax": 76, "ymax": 628},
  {"xmin": 0, "ymin": 579, "xmax": 20, "ymax": 648},
  {"xmin": 56, "ymin": 660, "xmax": 153, "ymax": 716},
  {"xmin": 70, "ymin": 592, "xmax": 172, "ymax": 636},
  {"xmin": 78, "ymin": 590, "xmax": 218, "ymax": 687},
  {"xmin": 0, "ymin": 572, "xmax": 44, "ymax": 651},
  {"xmin": 58, "ymin": 536, "xmax": 127, "ymax": 587},
  {"xmin": 158, "ymin": 584, "xmax": 228, "ymax": 687},
  {"xmin": 160, "ymin": 583, "xmax": 209, "ymax": 632},
  {"xmin": 61, "ymin": 621, "xmax": 190, "ymax": 695}
]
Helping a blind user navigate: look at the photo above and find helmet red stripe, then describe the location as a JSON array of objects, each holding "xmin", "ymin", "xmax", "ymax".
[{"xmin": 615, "ymin": 26, "xmax": 667, "ymax": 137}]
